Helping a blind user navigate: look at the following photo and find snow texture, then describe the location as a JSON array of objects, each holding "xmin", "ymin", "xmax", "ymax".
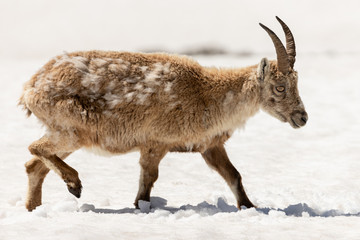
[
  {"xmin": 1, "ymin": 53, "xmax": 360, "ymax": 240},
  {"xmin": 1, "ymin": 0, "xmax": 360, "ymax": 239}
]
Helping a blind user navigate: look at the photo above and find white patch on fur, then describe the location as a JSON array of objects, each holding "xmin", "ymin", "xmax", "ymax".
[
  {"xmin": 71, "ymin": 56, "xmax": 89, "ymax": 72},
  {"xmin": 34, "ymin": 74, "xmax": 55, "ymax": 94},
  {"xmin": 120, "ymin": 64, "xmax": 129, "ymax": 70},
  {"xmin": 103, "ymin": 92, "xmax": 123, "ymax": 108},
  {"xmin": 108, "ymin": 64, "xmax": 122, "ymax": 73},
  {"xmin": 102, "ymin": 110, "xmax": 113, "ymax": 116},
  {"xmin": 136, "ymin": 93, "xmax": 150, "ymax": 104},
  {"xmin": 84, "ymin": 146, "xmax": 117, "ymax": 157},
  {"xmin": 164, "ymin": 82, "xmax": 173, "ymax": 93},
  {"xmin": 53, "ymin": 54, "xmax": 89, "ymax": 72},
  {"xmin": 107, "ymin": 62, "xmax": 173, "ymax": 106},
  {"xmin": 167, "ymin": 100, "xmax": 181, "ymax": 110},
  {"xmin": 125, "ymin": 92, "xmax": 135, "ymax": 102},
  {"xmin": 223, "ymin": 91, "xmax": 234, "ymax": 107},
  {"xmin": 116, "ymin": 59, "xmax": 130, "ymax": 70},
  {"xmin": 144, "ymin": 72, "xmax": 160, "ymax": 85},
  {"xmin": 134, "ymin": 83, "xmax": 144, "ymax": 91},
  {"xmin": 144, "ymin": 62, "xmax": 169, "ymax": 86},
  {"xmin": 96, "ymin": 67, "xmax": 106, "ymax": 75},
  {"xmin": 139, "ymin": 66, "xmax": 148, "ymax": 72},
  {"xmin": 163, "ymin": 62, "xmax": 171, "ymax": 74},
  {"xmin": 105, "ymin": 81, "xmax": 116, "ymax": 92},
  {"xmin": 81, "ymin": 73, "xmax": 101, "ymax": 92},
  {"xmin": 113, "ymin": 59, "xmax": 124, "ymax": 64},
  {"xmin": 92, "ymin": 58, "xmax": 108, "ymax": 67},
  {"xmin": 143, "ymin": 87, "xmax": 154, "ymax": 93}
]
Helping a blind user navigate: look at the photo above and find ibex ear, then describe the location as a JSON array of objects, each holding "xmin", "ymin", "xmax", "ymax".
[{"xmin": 257, "ymin": 58, "xmax": 269, "ymax": 81}]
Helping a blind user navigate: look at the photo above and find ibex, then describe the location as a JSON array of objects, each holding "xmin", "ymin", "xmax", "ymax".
[{"xmin": 19, "ymin": 17, "xmax": 307, "ymax": 211}]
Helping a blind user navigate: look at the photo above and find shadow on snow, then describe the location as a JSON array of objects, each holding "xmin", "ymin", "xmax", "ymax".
[{"xmin": 79, "ymin": 196, "xmax": 360, "ymax": 217}]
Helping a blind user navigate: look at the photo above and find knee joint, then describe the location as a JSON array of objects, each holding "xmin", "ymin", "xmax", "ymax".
[
  {"xmin": 28, "ymin": 143, "xmax": 41, "ymax": 156},
  {"xmin": 25, "ymin": 158, "xmax": 49, "ymax": 175},
  {"xmin": 25, "ymin": 160, "xmax": 37, "ymax": 174}
]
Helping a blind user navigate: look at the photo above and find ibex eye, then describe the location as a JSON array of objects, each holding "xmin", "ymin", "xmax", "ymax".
[{"xmin": 276, "ymin": 86, "xmax": 285, "ymax": 92}]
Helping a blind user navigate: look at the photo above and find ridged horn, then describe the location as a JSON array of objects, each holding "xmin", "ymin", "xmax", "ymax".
[
  {"xmin": 276, "ymin": 16, "xmax": 296, "ymax": 68},
  {"xmin": 259, "ymin": 22, "xmax": 290, "ymax": 74}
]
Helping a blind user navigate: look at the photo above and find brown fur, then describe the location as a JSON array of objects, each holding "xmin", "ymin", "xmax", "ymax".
[{"xmin": 19, "ymin": 50, "xmax": 307, "ymax": 211}]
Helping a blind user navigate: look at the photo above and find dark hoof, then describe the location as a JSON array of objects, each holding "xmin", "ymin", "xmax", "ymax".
[
  {"xmin": 238, "ymin": 201, "xmax": 257, "ymax": 209},
  {"xmin": 66, "ymin": 182, "xmax": 82, "ymax": 198},
  {"xmin": 247, "ymin": 203, "xmax": 257, "ymax": 209}
]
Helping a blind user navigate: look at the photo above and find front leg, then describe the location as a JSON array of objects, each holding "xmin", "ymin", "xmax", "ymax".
[
  {"xmin": 25, "ymin": 157, "xmax": 49, "ymax": 211},
  {"xmin": 201, "ymin": 144, "xmax": 255, "ymax": 209},
  {"xmin": 134, "ymin": 145, "xmax": 168, "ymax": 208}
]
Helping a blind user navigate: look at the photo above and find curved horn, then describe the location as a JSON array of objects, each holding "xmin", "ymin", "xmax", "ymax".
[
  {"xmin": 276, "ymin": 16, "xmax": 296, "ymax": 68},
  {"xmin": 259, "ymin": 22, "xmax": 290, "ymax": 74}
]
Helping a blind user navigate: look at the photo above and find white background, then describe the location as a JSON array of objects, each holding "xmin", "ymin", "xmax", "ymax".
[{"xmin": 1, "ymin": 0, "xmax": 360, "ymax": 58}]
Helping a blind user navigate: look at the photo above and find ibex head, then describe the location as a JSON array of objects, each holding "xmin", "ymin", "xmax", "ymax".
[{"xmin": 257, "ymin": 16, "xmax": 308, "ymax": 129}]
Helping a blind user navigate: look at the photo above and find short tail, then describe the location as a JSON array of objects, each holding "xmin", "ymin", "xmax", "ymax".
[{"xmin": 18, "ymin": 94, "xmax": 32, "ymax": 117}]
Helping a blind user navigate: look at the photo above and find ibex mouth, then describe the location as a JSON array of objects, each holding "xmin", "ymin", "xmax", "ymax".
[
  {"xmin": 290, "ymin": 118, "xmax": 301, "ymax": 129},
  {"xmin": 290, "ymin": 112, "xmax": 308, "ymax": 129}
]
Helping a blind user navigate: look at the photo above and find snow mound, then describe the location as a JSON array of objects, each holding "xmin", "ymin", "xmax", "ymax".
[
  {"xmin": 138, "ymin": 200, "xmax": 151, "ymax": 213},
  {"xmin": 79, "ymin": 203, "xmax": 96, "ymax": 212},
  {"xmin": 7, "ymin": 196, "xmax": 22, "ymax": 207},
  {"xmin": 281, "ymin": 203, "xmax": 357, "ymax": 217},
  {"xmin": 256, "ymin": 203, "xmax": 360, "ymax": 217},
  {"xmin": 52, "ymin": 197, "xmax": 78, "ymax": 212},
  {"xmin": 32, "ymin": 205, "xmax": 48, "ymax": 218},
  {"xmin": 217, "ymin": 197, "xmax": 238, "ymax": 213}
]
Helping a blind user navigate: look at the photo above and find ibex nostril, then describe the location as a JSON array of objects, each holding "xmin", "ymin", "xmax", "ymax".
[{"xmin": 301, "ymin": 116, "xmax": 307, "ymax": 124}]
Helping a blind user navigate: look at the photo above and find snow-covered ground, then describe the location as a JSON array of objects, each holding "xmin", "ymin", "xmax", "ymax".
[
  {"xmin": 1, "ymin": 0, "xmax": 360, "ymax": 239},
  {"xmin": 0, "ymin": 53, "xmax": 360, "ymax": 239}
]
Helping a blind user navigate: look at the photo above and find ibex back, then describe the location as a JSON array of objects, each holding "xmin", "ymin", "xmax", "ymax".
[{"xmin": 19, "ymin": 17, "xmax": 307, "ymax": 211}]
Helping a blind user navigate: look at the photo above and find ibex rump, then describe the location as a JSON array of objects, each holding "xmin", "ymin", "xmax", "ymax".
[{"xmin": 19, "ymin": 17, "xmax": 307, "ymax": 211}]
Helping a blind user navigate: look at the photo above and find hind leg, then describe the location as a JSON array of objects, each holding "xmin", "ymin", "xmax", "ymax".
[
  {"xmin": 28, "ymin": 132, "xmax": 82, "ymax": 203},
  {"xmin": 25, "ymin": 157, "xmax": 49, "ymax": 211},
  {"xmin": 25, "ymin": 152, "xmax": 71, "ymax": 211}
]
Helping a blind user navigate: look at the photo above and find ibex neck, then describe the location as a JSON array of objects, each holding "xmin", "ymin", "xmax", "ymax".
[
  {"xmin": 204, "ymin": 65, "xmax": 259, "ymax": 92},
  {"xmin": 203, "ymin": 65, "xmax": 261, "ymax": 131}
]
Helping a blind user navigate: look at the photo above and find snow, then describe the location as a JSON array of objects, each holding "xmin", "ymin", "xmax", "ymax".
[
  {"xmin": 1, "ymin": 0, "xmax": 360, "ymax": 239},
  {"xmin": 1, "ymin": 53, "xmax": 360, "ymax": 240}
]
